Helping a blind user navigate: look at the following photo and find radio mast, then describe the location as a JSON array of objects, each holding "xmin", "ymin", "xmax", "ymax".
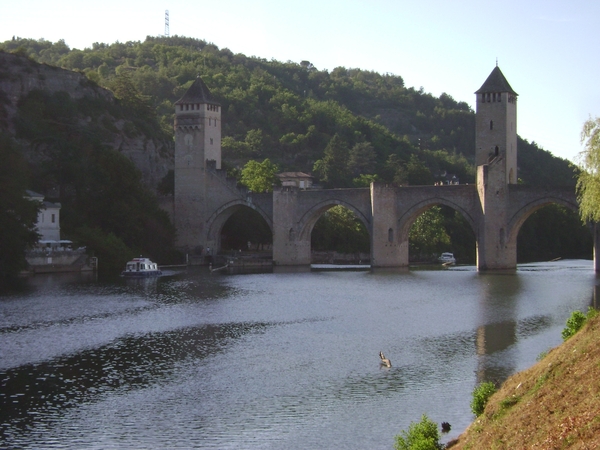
[{"xmin": 165, "ymin": 10, "xmax": 170, "ymax": 37}]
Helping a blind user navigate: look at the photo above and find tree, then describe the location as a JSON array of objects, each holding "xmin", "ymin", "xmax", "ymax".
[
  {"xmin": 409, "ymin": 206, "xmax": 450, "ymax": 260},
  {"xmin": 0, "ymin": 133, "xmax": 40, "ymax": 288},
  {"xmin": 348, "ymin": 141, "xmax": 376, "ymax": 177},
  {"xmin": 577, "ymin": 116, "xmax": 600, "ymax": 222},
  {"xmin": 312, "ymin": 134, "xmax": 350, "ymax": 187},
  {"xmin": 240, "ymin": 158, "xmax": 280, "ymax": 192},
  {"xmin": 311, "ymin": 205, "xmax": 369, "ymax": 254}
]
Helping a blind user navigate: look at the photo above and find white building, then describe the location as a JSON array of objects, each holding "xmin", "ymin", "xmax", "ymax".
[{"xmin": 26, "ymin": 190, "xmax": 61, "ymax": 242}]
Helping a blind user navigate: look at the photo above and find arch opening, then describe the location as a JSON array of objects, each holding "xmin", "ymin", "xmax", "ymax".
[
  {"xmin": 219, "ymin": 206, "xmax": 273, "ymax": 255},
  {"xmin": 516, "ymin": 204, "xmax": 592, "ymax": 263},
  {"xmin": 405, "ymin": 204, "xmax": 476, "ymax": 265},
  {"xmin": 310, "ymin": 204, "xmax": 371, "ymax": 264}
]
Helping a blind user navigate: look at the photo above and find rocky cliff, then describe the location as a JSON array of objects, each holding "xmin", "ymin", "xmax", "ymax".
[{"xmin": 0, "ymin": 50, "xmax": 173, "ymax": 192}]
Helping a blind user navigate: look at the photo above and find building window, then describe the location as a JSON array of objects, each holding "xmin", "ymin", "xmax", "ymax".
[
  {"xmin": 210, "ymin": 138, "xmax": 213, "ymax": 145},
  {"xmin": 490, "ymin": 120, "xmax": 493, "ymax": 130},
  {"xmin": 51, "ymin": 214, "xmax": 55, "ymax": 223},
  {"xmin": 388, "ymin": 228, "xmax": 394, "ymax": 243},
  {"xmin": 209, "ymin": 118, "xmax": 211, "ymax": 126}
]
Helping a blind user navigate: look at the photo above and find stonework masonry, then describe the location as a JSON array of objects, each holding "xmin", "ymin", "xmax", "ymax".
[{"xmin": 172, "ymin": 68, "xmax": 590, "ymax": 271}]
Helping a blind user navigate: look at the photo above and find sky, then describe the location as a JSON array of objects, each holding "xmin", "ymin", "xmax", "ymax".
[{"xmin": 2, "ymin": 0, "xmax": 599, "ymax": 164}]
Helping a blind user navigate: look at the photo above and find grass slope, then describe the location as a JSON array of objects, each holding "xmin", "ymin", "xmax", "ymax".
[{"xmin": 448, "ymin": 314, "xmax": 600, "ymax": 449}]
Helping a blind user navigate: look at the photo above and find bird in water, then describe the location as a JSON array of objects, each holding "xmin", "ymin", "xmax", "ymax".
[
  {"xmin": 441, "ymin": 422, "xmax": 451, "ymax": 433},
  {"xmin": 379, "ymin": 351, "xmax": 391, "ymax": 367}
]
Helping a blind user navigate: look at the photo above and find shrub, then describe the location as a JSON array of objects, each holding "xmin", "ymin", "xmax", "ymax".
[
  {"xmin": 394, "ymin": 414, "xmax": 442, "ymax": 450},
  {"xmin": 561, "ymin": 308, "xmax": 597, "ymax": 341},
  {"xmin": 470, "ymin": 381, "xmax": 496, "ymax": 417}
]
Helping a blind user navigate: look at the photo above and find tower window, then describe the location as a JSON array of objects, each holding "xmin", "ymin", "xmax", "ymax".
[
  {"xmin": 498, "ymin": 93, "xmax": 501, "ymax": 102},
  {"xmin": 495, "ymin": 146, "xmax": 499, "ymax": 156},
  {"xmin": 490, "ymin": 120, "xmax": 493, "ymax": 130},
  {"xmin": 388, "ymin": 228, "xmax": 394, "ymax": 243},
  {"xmin": 486, "ymin": 93, "xmax": 490, "ymax": 102},
  {"xmin": 210, "ymin": 138, "xmax": 213, "ymax": 145}
]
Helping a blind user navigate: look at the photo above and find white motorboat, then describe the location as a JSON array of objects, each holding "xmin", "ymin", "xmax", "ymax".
[
  {"xmin": 121, "ymin": 257, "xmax": 162, "ymax": 277},
  {"xmin": 438, "ymin": 252, "xmax": 456, "ymax": 265}
]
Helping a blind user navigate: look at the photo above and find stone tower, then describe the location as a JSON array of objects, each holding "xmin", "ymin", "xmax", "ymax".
[
  {"xmin": 173, "ymin": 77, "xmax": 222, "ymax": 250},
  {"xmin": 475, "ymin": 66, "xmax": 518, "ymax": 270},
  {"xmin": 475, "ymin": 65, "xmax": 518, "ymax": 184}
]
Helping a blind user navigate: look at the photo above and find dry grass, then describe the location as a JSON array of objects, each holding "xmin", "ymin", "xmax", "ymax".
[{"xmin": 447, "ymin": 314, "xmax": 600, "ymax": 450}]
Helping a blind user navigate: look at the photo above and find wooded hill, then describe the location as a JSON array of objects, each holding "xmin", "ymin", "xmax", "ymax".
[
  {"xmin": 1, "ymin": 35, "xmax": 576, "ymax": 187},
  {"xmin": 0, "ymin": 36, "xmax": 591, "ymax": 270}
]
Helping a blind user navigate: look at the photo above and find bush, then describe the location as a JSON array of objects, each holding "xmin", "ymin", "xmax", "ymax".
[
  {"xmin": 562, "ymin": 308, "xmax": 598, "ymax": 341},
  {"xmin": 471, "ymin": 381, "xmax": 496, "ymax": 417},
  {"xmin": 394, "ymin": 414, "xmax": 442, "ymax": 450}
]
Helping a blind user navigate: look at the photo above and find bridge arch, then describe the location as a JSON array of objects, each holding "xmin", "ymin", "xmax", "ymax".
[
  {"xmin": 296, "ymin": 198, "xmax": 371, "ymax": 241},
  {"xmin": 205, "ymin": 200, "xmax": 273, "ymax": 251},
  {"xmin": 397, "ymin": 197, "xmax": 478, "ymax": 243},
  {"xmin": 506, "ymin": 196, "xmax": 580, "ymax": 250}
]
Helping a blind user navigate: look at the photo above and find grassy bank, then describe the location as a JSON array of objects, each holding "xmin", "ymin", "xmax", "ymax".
[{"xmin": 447, "ymin": 313, "xmax": 600, "ymax": 449}]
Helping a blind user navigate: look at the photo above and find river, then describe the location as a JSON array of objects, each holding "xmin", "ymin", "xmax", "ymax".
[{"xmin": 0, "ymin": 260, "xmax": 597, "ymax": 449}]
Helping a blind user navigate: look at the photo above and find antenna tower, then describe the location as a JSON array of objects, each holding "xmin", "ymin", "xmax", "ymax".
[{"xmin": 165, "ymin": 10, "xmax": 170, "ymax": 37}]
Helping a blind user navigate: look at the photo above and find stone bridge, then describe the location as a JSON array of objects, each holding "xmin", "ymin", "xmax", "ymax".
[
  {"xmin": 172, "ymin": 68, "xmax": 598, "ymax": 271},
  {"xmin": 267, "ymin": 181, "xmax": 586, "ymax": 270}
]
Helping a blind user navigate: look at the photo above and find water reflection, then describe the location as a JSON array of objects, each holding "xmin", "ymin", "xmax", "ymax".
[
  {"xmin": 0, "ymin": 260, "xmax": 595, "ymax": 449},
  {"xmin": 0, "ymin": 321, "xmax": 274, "ymax": 433},
  {"xmin": 475, "ymin": 272, "xmax": 521, "ymax": 383}
]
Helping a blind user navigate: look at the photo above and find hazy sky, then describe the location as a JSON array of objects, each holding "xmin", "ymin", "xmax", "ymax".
[{"xmin": 2, "ymin": 0, "xmax": 598, "ymax": 164}]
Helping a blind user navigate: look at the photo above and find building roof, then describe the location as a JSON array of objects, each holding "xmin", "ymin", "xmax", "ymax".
[
  {"xmin": 175, "ymin": 76, "xmax": 220, "ymax": 105},
  {"xmin": 475, "ymin": 66, "xmax": 518, "ymax": 95},
  {"xmin": 277, "ymin": 172, "xmax": 313, "ymax": 179},
  {"xmin": 25, "ymin": 189, "xmax": 44, "ymax": 200}
]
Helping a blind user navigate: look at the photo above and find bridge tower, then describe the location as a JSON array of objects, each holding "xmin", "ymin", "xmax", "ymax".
[
  {"xmin": 173, "ymin": 77, "xmax": 222, "ymax": 250},
  {"xmin": 475, "ymin": 64, "xmax": 518, "ymax": 184},
  {"xmin": 475, "ymin": 65, "xmax": 519, "ymax": 269}
]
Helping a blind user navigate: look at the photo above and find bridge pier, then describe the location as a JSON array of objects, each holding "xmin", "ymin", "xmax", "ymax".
[
  {"xmin": 371, "ymin": 183, "xmax": 408, "ymax": 267},
  {"xmin": 272, "ymin": 187, "xmax": 312, "ymax": 266},
  {"xmin": 475, "ymin": 164, "xmax": 518, "ymax": 271}
]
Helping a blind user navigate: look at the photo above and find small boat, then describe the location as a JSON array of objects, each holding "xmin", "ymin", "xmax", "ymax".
[
  {"xmin": 438, "ymin": 252, "xmax": 456, "ymax": 265},
  {"xmin": 121, "ymin": 257, "xmax": 162, "ymax": 277}
]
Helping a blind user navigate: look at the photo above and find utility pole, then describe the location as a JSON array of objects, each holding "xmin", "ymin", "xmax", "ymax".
[{"xmin": 165, "ymin": 10, "xmax": 170, "ymax": 37}]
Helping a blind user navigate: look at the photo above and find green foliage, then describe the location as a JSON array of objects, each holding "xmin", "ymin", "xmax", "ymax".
[
  {"xmin": 409, "ymin": 206, "xmax": 451, "ymax": 260},
  {"xmin": 577, "ymin": 117, "xmax": 600, "ymax": 222},
  {"xmin": 313, "ymin": 134, "xmax": 351, "ymax": 187},
  {"xmin": 394, "ymin": 414, "xmax": 442, "ymax": 450},
  {"xmin": 562, "ymin": 308, "xmax": 598, "ymax": 341},
  {"xmin": 517, "ymin": 204, "xmax": 592, "ymax": 262},
  {"xmin": 14, "ymin": 89, "xmax": 178, "ymax": 274},
  {"xmin": 311, "ymin": 205, "xmax": 369, "ymax": 254},
  {"xmin": 240, "ymin": 158, "xmax": 280, "ymax": 192},
  {"xmin": 0, "ymin": 133, "xmax": 40, "ymax": 288},
  {"xmin": 353, "ymin": 173, "xmax": 380, "ymax": 187},
  {"xmin": 471, "ymin": 381, "xmax": 497, "ymax": 417},
  {"xmin": 0, "ymin": 36, "xmax": 588, "ymax": 264}
]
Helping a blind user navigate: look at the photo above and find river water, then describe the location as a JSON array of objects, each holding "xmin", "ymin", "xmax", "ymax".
[{"xmin": 0, "ymin": 260, "xmax": 597, "ymax": 449}]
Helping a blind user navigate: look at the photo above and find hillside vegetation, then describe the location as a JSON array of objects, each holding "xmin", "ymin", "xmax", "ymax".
[
  {"xmin": 448, "ymin": 313, "xmax": 600, "ymax": 449},
  {"xmin": 0, "ymin": 36, "xmax": 591, "ymax": 273}
]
